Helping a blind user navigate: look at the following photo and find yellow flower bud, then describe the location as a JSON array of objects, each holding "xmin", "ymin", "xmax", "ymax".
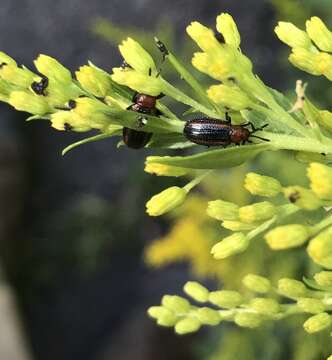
[
  {"xmin": 297, "ymin": 298, "xmax": 325, "ymax": 314},
  {"xmin": 242, "ymin": 274, "xmax": 271, "ymax": 294},
  {"xmin": 289, "ymin": 48, "xmax": 320, "ymax": 75},
  {"xmin": 234, "ymin": 313, "xmax": 263, "ymax": 328},
  {"xmin": 34, "ymin": 54, "xmax": 72, "ymax": 84},
  {"xmin": 249, "ymin": 298, "xmax": 280, "ymax": 315},
  {"xmin": 0, "ymin": 51, "xmax": 17, "ymax": 66},
  {"xmin": 306, "ymin": 17, "xmax": 332, "ymax": 52},
  {"xmin": 183, "ymin": 281, "xmax": 209, "ymax": 302},
  {"xmin": 221, "ymin": 221, "xmax": 257, "ymax": 231},
  {"xmin": 50, "ymin": 111, "xmax": 92, "ymax": 132},
  {"xmin": 119, "ymin": 37, "xmax": 157, "ymax": 75},
  {"xmin": 308, "ymin": 162, "xmax": 332, "ymax": 199},
  {"xmin": 194, "ymin": 307, "xmax": 221, "ymax": 326},
  {"xmin": 211, "ymin": 233, "xmax": 249, "ymax": 259},
  {"xmin": 162, "ymin": 295, "xmax": 191, "ymax": 314},
  {"xmin": 216, "ymin": 13, "xmax": 241, "ymax": 48},
  {"xmin": 175, "ymin": 318, "xmax": 201, "ymax": 335},
  {"xmin": 307, "ymin": 226, "xmax": 332, "ymax": 269},
  {"xmin": 192, "ymin": 51, "xmax": 211, "ymax": 74},
  {"xmin": 207, "ymin": 199, "xmax": 239, "ymax": 221},
  {"xmin": 207, "ymin": 84, "xmax": 252, "ymax": 110},
  {"xmin": 275, "ymin": 22, "xmax": 312, "ymax": 49},
  {"xmin": 186, "ymin": 21, "xmax": 221, "ymax": 53},
  {"xmin": 327, "ymin": 355, "xmax": 332, "ymax": 360},
  {"xmin": 145, "ymin": 157, "xmax": 189, "ymax": 177},
  {"xmin": 315, "ymin": 52, "xmax": 332, "ymax": 80},
  {"xmin": 72, "ymin": 97, "xmax": 110, "ymax": 130},
  {"xmin": 265, "ymin": 224, "xmax": 311, "ymax": 250},
  {"xmin": 278, "ymin": 278, "xmax": 308, "ymax": 299},
  {"xmin": 244, "ymin": 172, "xmax": 282, "ymax": 197},
  {"xmin": 303, "ymin": 312, "xmax": 332, "ymax": 333},
  {"xmin": 146, "ymin": 186, "xmax": 187, "ymax": 216},
  {"xmin": 147, "ymin": 306, "xmax": 177, "ymax": 327},
  {"xmin": 209, "ymin": 290, "xmax": 243, "ymax": 308},
  {"xmin": 111, "ymin": 68, "xmax": 163, "ymax": 96},
  {"xmin": 314, "ymin": 271, "xmax": 332, "ymax": 287},
  {"xmin": 0, "ymin": 64, "xmax": 34, "ymax": 88},
  {"xmin": 283, "ymin": 186, "xmax": 321, "ymax": 210},
  {"xmin": 239, "ymin": 201, "xmax": 276, "ymax": 224},
  {"xmin": 9, "ymin": 91, "xmax": 51, "ymax": 115},
  {"xmin": 76, "ymin": 65, "xmax": 112, "ymax": 97}
]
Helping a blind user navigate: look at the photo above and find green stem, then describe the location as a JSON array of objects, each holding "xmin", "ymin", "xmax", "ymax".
[
  {"xmin": 166, "ymin": 52, "xmax": 221, "ymax": 114},
  {"xmin": 183, "ymin": 170, "xmax": 212, "ymax": 192},
  {"xmin": 160, "ymin": 78, "xmax": 220, "ymax": 118},
  {"xmin": 311, "ymin": 212, "xmax": 332, "ymax": 235},
  {"xmin": 262, "ymin": 132, "xmax": 332, "ymax": 154},
  {"xmin": 247, "ymin": 204, "xmax": 299, "ymax": 241}
]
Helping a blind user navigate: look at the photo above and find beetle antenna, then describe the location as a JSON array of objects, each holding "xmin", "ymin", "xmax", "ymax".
[{"xmin": 250, "ymin": 135, "xmax": 270, "ymax": 142}]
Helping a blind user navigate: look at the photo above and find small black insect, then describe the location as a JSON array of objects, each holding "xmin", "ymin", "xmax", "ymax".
[
  {"xmin": 183, "ymin": 114, "xmax": 268, "ymax": 147},
  {"xmin": 123, "ymin": 93, "xmax": 162, "ymax": 149},
  {"xmin": 31, "ymin": 76, "xmax": 49, "ymax": 96}
]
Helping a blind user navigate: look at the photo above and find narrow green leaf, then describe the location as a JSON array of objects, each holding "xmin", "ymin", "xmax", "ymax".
[
  {"xmin": 62, "ymin": 132, "xmax": 116, "ymax": 156},
  {"xmin": 148, "ymin": 143, "xmax": 271, "ymax": 169},
  {"xmin": 148, "ymin": 133, "xmax": 195, "ymax": 149}
]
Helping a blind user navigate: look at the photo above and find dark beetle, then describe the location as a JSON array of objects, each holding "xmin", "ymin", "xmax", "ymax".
[
  {"xmin": 183, "ymin": 115, "xmax": 268, "ymax": 147},
  {"xmin": 123, "ymin": 93, "xmax": 161, "ymax": 149}
]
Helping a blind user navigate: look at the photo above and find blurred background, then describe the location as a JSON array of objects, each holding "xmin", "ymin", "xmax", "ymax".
[{"xmin": 1, "ymin": 1, "xmax": 332, "ymax": 359}]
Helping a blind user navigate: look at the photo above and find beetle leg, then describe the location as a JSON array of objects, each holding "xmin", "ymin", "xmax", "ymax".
[{"xmin": 225, "ymin": 112, "xmax": 232, "ymax": 123}]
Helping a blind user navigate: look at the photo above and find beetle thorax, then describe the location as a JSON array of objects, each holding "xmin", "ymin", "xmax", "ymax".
[{"xmin": 230, "ymin": 126, "xmax": 250, "ymax": 144}]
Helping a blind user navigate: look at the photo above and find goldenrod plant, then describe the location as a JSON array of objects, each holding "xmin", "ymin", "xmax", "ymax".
[{"xmin": 1, "ymin": 11, "xmax": 332, "ymax": 358}]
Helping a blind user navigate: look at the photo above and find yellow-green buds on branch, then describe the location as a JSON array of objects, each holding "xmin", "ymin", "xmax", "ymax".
[
  {"xmin": 307, "ymin": 226, "xmax": 332, "ymax": 269},
  {"xmin": 183, "ymin": 281, "xmax": 209, "ymax": 302},
  {"xmin": 278, "ymin": 278, "xmax": 308, "ymax": 299},
  {"xmin": 306, "ymin": 17, "xmax": 332, "ymax": 52},
  {"xmin": 275, "ymin": 22, "xmax": 312, "ymax": 49},
  {"xmin": 303, "ymin": 312, "xmax": 332, "ymax": 333},
  {"xmin": 207, "ymin": 199, "xmax": 239, "ymax": 221},
  {"xmin": 314, "ymin": 271, "xmax": 332, "ymax": 287},
  {"xmin": 289, "ymin": 48, "xmax": 320, "ymax": 75},
  {"xmin": 0, "ymin": 64, "xmax": 35, "ymax": 88},
  {"xmin": 186, "ymin": 22, "xmax": 221, "ymax": 53},
  {"xmin": 211, "ymin": 232, "xmax": 249, "ymax": 259},
  {"xmin": 249, "ymin": 298, "xmax": 280, "ymax": 315},
  {"xmin": 194, "ymin": 307, "xmax": 221, "ymax": 325},
  {"xmin": 146, "ymin": 186, "xmax": 187, "ymax": 216},
  {"xmin": 175, "ymin": 318, "xmax": 201, "ymax": 335},
  {"xmin": 265, "ymin": 224, "xmax": 311, "ymax": 250},
  {"xmin": 112, "ymin": 68, "xmax": 163, "ymax": 96},
  {"xmin": 244, "ymin": 172, "xmax": 282, "ymax": 197},
  {"xmin": 119, "ymin": 37, "xmax": 157, "ymax": 75},
  {"xmin": 207, "ymin": 84, "xmax": 252, "ymax": 110},
  {"xmin": 283, "ymin": 186, "xmax": 321, "ymax": 210},
  {"xmin": 234, "ymin": 313, "xmax": 263, "ymax": 328},
  {"xmin": 242, "ymin": 274, "xmax": 271, "ymax": 294},
  {"xmin": 76, "ymin": 65, "xmax": 112, "ymax": 97},
  {"xmin": 307, "ymin": 162, "xmax": 332, "ymax": 199},
  {"xmin": 147, "ymin": 306, "xmax": 177, "ymax": 327},
  {"xmin": 216, "ymin": 13, "xmax": 241, "ymax": 48},
  {"xmin": 145, "ymin": 157, "xmax": 189, "ymax": 177},
  {"xmin": 209, "ymin": 290, "xmax": 243, "ymax": 308},
  {"xmin": 9, "ymin": 91, "xmax": 51, "ymax": 115},
  {"xmin": 34, "ymin": 54, "xmax": 72, "ymax": 84},
  {"xmin": 239, "ymin": 201, "xmax": 276, "ymax": 223},
  {"xmin": 162, "ymin": 295, "xmax": 191, "ymax": 314},
  {"xmin": 297, "ymin": 298, "xmax": 325, "ymax": 314}
]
